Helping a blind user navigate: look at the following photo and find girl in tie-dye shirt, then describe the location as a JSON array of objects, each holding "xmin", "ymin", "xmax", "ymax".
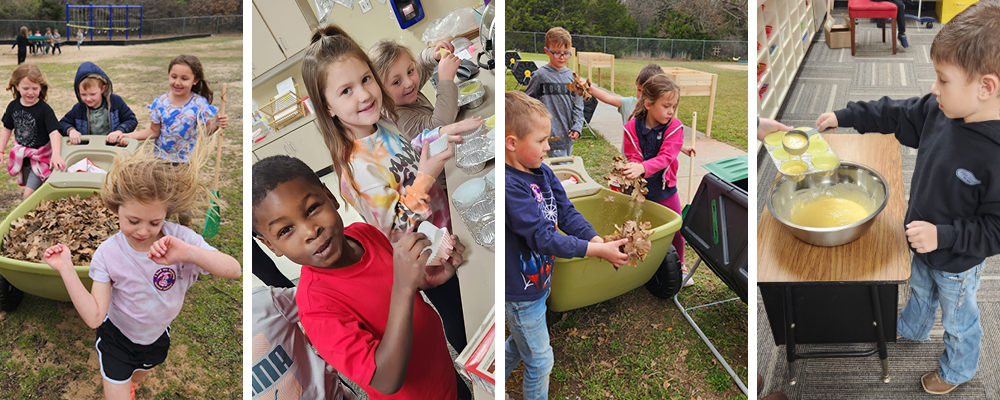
[{"xmin": 116, "ymin": 55, "xmax": 228, "ymax": 162}]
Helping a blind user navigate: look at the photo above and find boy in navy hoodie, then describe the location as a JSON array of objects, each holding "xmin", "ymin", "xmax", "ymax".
[
  {"xmin": 789, "ymin": 2, "xmax": 999, "ymax": 394},
  {"xmin": 504, "ymin": 91, "xmax": 628, "ymax": 400},
  {"xmin": 60, "ymin": 62, "xmax": 137, "ymax": 144}
]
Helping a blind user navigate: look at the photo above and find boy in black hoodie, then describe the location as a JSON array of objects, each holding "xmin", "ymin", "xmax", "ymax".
[
  {"xmin": 60, "ymin": 62, "xmax": 137, "ymax": 145},
  {"xmin": 804, "ymin": 2, "xmax": 999, "ymax": 394}
]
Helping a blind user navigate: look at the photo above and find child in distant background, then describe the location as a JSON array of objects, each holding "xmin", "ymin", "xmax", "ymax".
[
  {"xmin": 77, "ymin": 28, "xmax": 84, "ymax": 51},
  {"xmin": 1, "ymin": 64, "xmax": 66, "ymax": 198},
  {"xmin": 61, "ymin": 62, "xmax": 137, "ymax": 144},
  {"xmin": 369, "ymin": 39, "xmax": 462, "ymax": 140},
  {"xmin": 622, "ymin": 75, "xmax": 696, "ymax": 285},
  {"xmin": 11, "ymin": 27, "xmax": 29, "ymax": 64},
  {"xmin": 588, "ymin": 63, "xmax": 666, "ymax": 126},
  {"xmin": 115, "ymin": 54, "xmax": 228, "ymax": 162},
  {"xmin": 524, "ymin": 27, "xmax": 584, "ymax": 158}
]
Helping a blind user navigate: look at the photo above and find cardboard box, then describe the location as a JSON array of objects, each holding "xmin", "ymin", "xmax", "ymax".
[{"xmin": 824, "ymin": 4, "xmax": 851, "ymax": 49}]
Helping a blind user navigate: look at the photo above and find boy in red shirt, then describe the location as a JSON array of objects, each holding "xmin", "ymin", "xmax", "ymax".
[{"xmin": 252, "ymin": 155, "xmax": 469, "ymax": 399}]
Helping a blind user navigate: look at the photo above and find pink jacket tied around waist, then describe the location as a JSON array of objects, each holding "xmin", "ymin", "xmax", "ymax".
[{"xmin": 7, "ymin": 144, "xmax": 52, "ymax": 186}]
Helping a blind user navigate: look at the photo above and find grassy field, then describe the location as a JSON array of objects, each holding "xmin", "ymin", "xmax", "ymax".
[
  {"xmin": 0, "ymin": 36, "xmax": 243, "ymax": 399},
  {"xmin": 505, "ymin": 53, "xmax": 750, "ymax": 151},
  {"xmin": 504, "ymin": 56, "xmax": 749, "ymax": 399}
]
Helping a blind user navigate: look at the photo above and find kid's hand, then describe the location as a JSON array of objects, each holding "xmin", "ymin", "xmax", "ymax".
[
  {"xmin": 432, "ymin": 41, "xmax": 455, "ymax": 60},
  {"xmin": 50, "ymin": 155, "xmax": 66, "ymax": 171},
  {"xmin": 106, "ymin": 131, "xmax": 127, "ymax": 144},
  {"xmin": 438, "ymin": 52, "xmax": 462, "ymax": 81},
  {"xmin": 590, "ymin": 235, "xmax": 604, "ymax": 243},
  {"xmin": 596, "ymin": 238, "xmax": 630, "ymax": 268},
  {"xmin": 624, "ymin": 162, "xmax": 645, "ymax": 179},
  {"xmin": 681, "ymin": 145, "xmax": 697, "ymax": 157},
  {"xmin": 69, "ymin": 129, "xmax": 82, "ymax": 145},
  {"xmin": 568, "ymin": 131, "xmax": 581, "ymax": 140},
  {"xmin": 216, "ymin": 114, "xmax": 229, "ymax": 131},
  {"xmin": 420, "ymin": 235, "xmax": 465, "ymax": 290},
  {"xmin": 43, "ymin": 244, "xmax": 74, "ymax": 273},
  {"xmin": 756, "ymin": 117, "xmax": 794, "ymax": 140},
  {"xmin": 148, "ymin": 235, "xmax": 193, "ymax": 265},
  {"xmin": 815, "ymin": 112, "xmax": 839, "ymax": 133},
  {"xmin": 393, "ymin": 232, "xmax": 433, "ymax": 291},
  {"xmin": 441, "ymin": 117, "xmax": 482, "ymax": 139},
  {"xmin": 418, "ymin": 141, "xmax": 453, "ymax": 179},
  {"xmin": 906, "ymin": 221, "xmax": 938, "ymax": 253}
]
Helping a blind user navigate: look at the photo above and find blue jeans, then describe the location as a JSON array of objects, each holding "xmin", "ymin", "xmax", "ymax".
[
  {"xmin": 897, "ymin": 255, "xmax": 983, "ymax": 385},
  {"xmin": 505, "ymin": 290, "xmax": 553, "ymax": 400}
]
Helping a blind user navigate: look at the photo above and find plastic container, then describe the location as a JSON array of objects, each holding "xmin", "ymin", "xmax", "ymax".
[
  {"xmin": 547, "ymin": 187, "xmax": 682, "ymax": 312},
  {"xmin": 0, "ymin": 184, "xmax": 101, "ymax": 302},
  {"xmin": 49, "ymin": 135, "xmax": 138, "ymax": 189}
]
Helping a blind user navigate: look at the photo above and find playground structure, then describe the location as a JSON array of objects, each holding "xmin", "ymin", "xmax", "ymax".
[{"xmin": 66, "ymin": 3, "xmax": 143, "ymax": 41}]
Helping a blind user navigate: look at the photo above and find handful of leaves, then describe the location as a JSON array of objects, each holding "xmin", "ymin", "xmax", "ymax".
[
  {"xmin": 605, "ymin": 154, "xmax": 648, "ymax": 203},
  {"xmin": 566, "ymin": 72, "xmax": 593, "ymax": 100},
  {"xmin": 3, "ymin": 195, "xmax": 118, "ymax": 265},
  {"xmin": 603, "ymin": 220, "xmax": 653, "ymax": 269}
]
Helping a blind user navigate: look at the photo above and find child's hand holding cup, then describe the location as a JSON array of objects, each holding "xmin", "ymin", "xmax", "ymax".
[{"xmin": 393, "ymin": 232, "xmax": 434, "ymax": 291}]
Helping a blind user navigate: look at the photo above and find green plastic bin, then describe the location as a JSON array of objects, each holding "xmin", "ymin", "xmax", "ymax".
[
  {"xmin": 542, "ymin": 157, "xmax": 683, "ymax": 312},
  {"xmin": 0, "ymin": 184, "xmax": 101, "ymax": 301},
  {"xmin": 547, "ymin": 188, "xmax": 682, "ymax": 312},
  {"xmin": 700, "ymin": 154, "xmax": 748, "ymax": 192}
]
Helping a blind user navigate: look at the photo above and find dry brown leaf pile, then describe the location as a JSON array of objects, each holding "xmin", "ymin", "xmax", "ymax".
[
  {"xmin": 605, "ymin": 154, "xmax": 648, "ymax": 203},
  {"xmin": 567, "ymin": 72, "xmax": 593, "ymax": 100},
  {"xmin": 604, "ymin": 220, "xmax": 653, "ymax": 269},
  {"xmin": 3, "ymin": 195, "xmax": 118, "ymax": 265}
]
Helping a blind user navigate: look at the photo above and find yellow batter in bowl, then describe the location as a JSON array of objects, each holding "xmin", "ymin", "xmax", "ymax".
[
  {"xmin": 791, "ymin": 196, "xmax": 871, "ymax": 228},
  {"xmin": 783, "ymin": 134, "xmax": 807, "ymax": 149}
]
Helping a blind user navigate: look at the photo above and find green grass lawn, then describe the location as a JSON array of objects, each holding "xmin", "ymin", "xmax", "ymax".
[
  {"xmin": 504, "ymin": 55, "xmax": 748, "ymax": 399},
  {"xmin": 0, "ymin": 36, "xmax": 243, "ymax": 399},
  {"xmin": 504, "ymin": 53, "xmax": 749, "ymax": 151}
]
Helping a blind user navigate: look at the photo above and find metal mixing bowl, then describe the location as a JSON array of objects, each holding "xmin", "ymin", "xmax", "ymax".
[{"xmin": 766, "ymin": 161, "xmax": 890, "ymax": 246}]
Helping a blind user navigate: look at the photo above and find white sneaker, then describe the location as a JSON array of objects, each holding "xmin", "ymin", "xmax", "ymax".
[{"xmin": 682, "ymin": 268, "xmax": 695, "ymax": 287}]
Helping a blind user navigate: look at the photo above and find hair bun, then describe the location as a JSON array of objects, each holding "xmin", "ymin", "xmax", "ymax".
[{"xmin": 311, "ymin": 25, "xmax": 352, "ymax": 45}]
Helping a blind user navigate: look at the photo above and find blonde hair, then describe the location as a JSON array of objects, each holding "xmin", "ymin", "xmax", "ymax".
[
  {"xmin": 629, "ymin": 74, "xmax": 681, "ymax": 122},
  {"xmin": 6, "ymin": 64, "xmax": 49, "ymax": 101},
  {"xmin": 545, "ymin": 27, "xmax": 572, "ymax": 49},
  {"xmin": 505, "ymin": 91, "xmax": 551, "ymax": 139},
  {"xmin": 102, "ymin": 125, "xmax": 221, "ymax": 217},
  {"xmin": 930, "ymin": 0, "xmax": 1000, "ymax": 82},
  {"xmin": 368, "ymin": 39, "xmax": 417, "ymax": 89},
  {"xmin": 302, "ymin": 25, "xmax": 397, "ymax": 194}
]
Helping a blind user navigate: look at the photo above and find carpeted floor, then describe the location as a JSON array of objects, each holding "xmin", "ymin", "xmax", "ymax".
[{"xmin": 757, "ymin": 11, "xmax": 1000, "ymax": 399}]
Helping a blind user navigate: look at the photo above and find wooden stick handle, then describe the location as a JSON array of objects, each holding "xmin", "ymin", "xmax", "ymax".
[
  {"xmin": 212, "ymin": 84, "xmax": 226, "ymax": 192},
  {"xmin": 688, "ymin": 111, "xmax": 698, "ymax": 205}
]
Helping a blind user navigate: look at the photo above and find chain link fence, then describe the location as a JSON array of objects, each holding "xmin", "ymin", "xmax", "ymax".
[
  {"xmin": 1, "ymin": 15, "xmax": 242, "ymax": 40},
  {"xmin": 507, "ymin": 31, "xmax": 748, "ymax": 61}
]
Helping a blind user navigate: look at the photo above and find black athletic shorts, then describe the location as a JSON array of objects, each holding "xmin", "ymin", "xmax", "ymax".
[{"xmin": 95, "ymin": 318, "xmax": 171, "ymax": 384}]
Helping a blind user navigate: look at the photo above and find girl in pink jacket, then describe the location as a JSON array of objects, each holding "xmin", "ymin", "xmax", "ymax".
[{"xmin": 622, "ymin": 74, "xmax": 695, "ymax": 275}]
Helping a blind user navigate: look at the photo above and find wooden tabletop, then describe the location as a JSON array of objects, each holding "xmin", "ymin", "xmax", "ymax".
[{"xmin": 757, "ymin": 134, "xmax": 911, "ymax": 284}]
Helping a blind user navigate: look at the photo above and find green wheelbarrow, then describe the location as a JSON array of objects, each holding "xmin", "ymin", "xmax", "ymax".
[
  {"xmin": 542, "ymin": 156, "xmax": 684, "ymax": 312},
  {"xmin": 0, "ymin": 136, "xmax": 136, "ymax": 311}
]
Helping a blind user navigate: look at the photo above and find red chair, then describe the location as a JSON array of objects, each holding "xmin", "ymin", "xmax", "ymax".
[{"xmin": 848, "ymin": 0, "xmax": 897, "ymax": 55}]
